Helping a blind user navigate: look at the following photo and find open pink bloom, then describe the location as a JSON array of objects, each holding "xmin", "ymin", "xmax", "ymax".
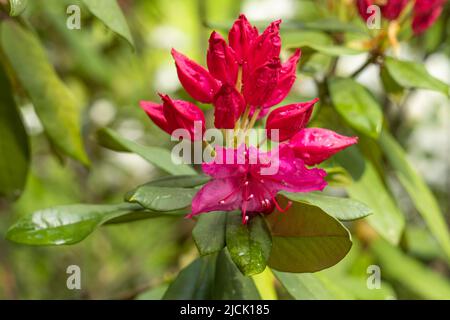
[
  {"xmin": 140, "ymin": 94, "xmax": 205, "ymax": 141},
  {"xmin": 189, "ymin": 145, "xmax": 327, "ymax": 223},
  {"xmin": 412, "ymin": 0, "xmax": 445, "ymax": 34},
  {"xmin": 266, "ymin": 98, "xmax": 319, "ymax": 142},
  {"xmin": 289, "ymin": 128, "xmax": 358, "ymax": 166},
  {"xmin": 357, "ymin": 0, "xmax": 408, "ymax": 21}
]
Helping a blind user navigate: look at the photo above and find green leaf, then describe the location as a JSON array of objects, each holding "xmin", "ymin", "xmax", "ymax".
[
  {"xmin": 6, "ymin": 203, "xmax": 145, "ymax": 246},
  {"xmin": 371, "ymin": 238, "xmax": 450, "ymax": 299},
  {"xmin": 125, "ymin": 184, "xmax": 197, "ymax": 212},
  {"xmin": 283, "ymin": 30, "xmax": 364, "ymax": 56},
  {"xmin": 97, "ymin": 128, "xmax": 196, "ymax": 176},
  {"xmin": 274, "ymin": 271, "xmax": 335, "ymax": 299},
  {"xmin": 163, "ymin": 255, "xmax": 217, "ymax": 300},
  {"xmin": 280, "ymin": 191, "xmax": 372, "ymax": 221},
  {"xmin": 1, "ymin": 20, "xmax": 89, "ymax": 165},
  {"xmin": 384, "ymin": 57, "xmax": 449, "ymax": 95},
  {"xmin": 82, "ymin": 0, "xmax": 134, "ymax": 48},
  {"xmin": 379, "ymin": 130, "xmax": 450, "ymax": 260},
  {"xmin": 380, "ymin": 65, "xmax": 404, "ymax": 96},
  {"xmin": 303, "ymin": 18, "xmax": 366, "ymax": 33},
  {"xmin": 146, "ymin": 174, "xmax": 210, "ymax": 188},
  {"xmin": 0, "ymin": 63, "xmax": 29, "ymax": 200},
  {"xmin": 7, "ymin": 0, "xmax": 27, "ymax": 16},
  {"xmin": 136, "ymin": 284, "xmax": 169, "ymax": 300},
  {"xmin": 328, "ymin": 78, "xmax": 383, "ymax": 138},
  {"xmin": 225, "ymin": 212, "xmax": 272, "ymax": 276},
  {"xmin": 266, "ymin": 196, "xmax": 352, "ymax": 273},
  {"xmin": 336, "ymin": 147, "xmax": 405, "ymax": 244},
  {"xmin": 193, "ymin": 211, "xmax": 227, "ymax": 256},
  {"xmin": 213, "ymin": 249, "xmax": 261, "ymax": 299}
]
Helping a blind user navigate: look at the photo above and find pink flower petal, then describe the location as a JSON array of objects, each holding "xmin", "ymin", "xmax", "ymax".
[
  {"xmin": 290, "ymin": 128, "xmax": 358, "ymax": 166},
  {"xmin": 381, "ymin": 0, "xmax": 408, "ymax": 20},
  {"xmin": 171, "ymin": 48, "xmax": 220, "ymax": 103},
  {"xmin": 249, "ymin": 20, "xmax": 282, "ymax": 69},
  {"xmin": 412, "ymin": 0, "xmax": 445, "ymax": 35}
]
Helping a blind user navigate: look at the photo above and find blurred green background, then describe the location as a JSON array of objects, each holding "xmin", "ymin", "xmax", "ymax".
[{"xmin": 0, "ymin": 0, "xmax": 449, "ymax": 299}]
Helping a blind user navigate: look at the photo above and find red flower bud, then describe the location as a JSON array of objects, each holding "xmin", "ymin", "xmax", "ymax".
[
  {"xmin": 213, "ymin": 84, "xmax": 245, "ymax": 129},
  {"xmin": 250, "ymin": 20, "xmax": 281, "ymax": 69},
  {"xmin": 357, "ymin": 0, "xmax": 408, "ymax": 21},
  {"xmin": 243, "ymin": 57, "xmax": 281, "ymax": 107},
  {"xmin": 290, "ymin": 128, "xmax": 358, "ymax": 166},
  {"xmin": 207, "ymin": 31, "xmax": 239, "ymax": 85},
  {"xmin": 171, "ymin": 49, "xmax": 220, "ymax": 103},
  {"xmin": 228, "ymin": 14, "xmax": 259, "ymax": 64},
  {"xmin": 263, "ymin": 49, "xmax": 301, "ymax": 108},
  {"xmin": 412, "ymin": 0, "xmax": 445, "ymax": 35},
  {"xmin": 140, "ymin": 94, "xmax": 205, "ymax": 141},
  {"xmin": 266, "ymin": 98, "xmax": 318, "ymax": 142}
]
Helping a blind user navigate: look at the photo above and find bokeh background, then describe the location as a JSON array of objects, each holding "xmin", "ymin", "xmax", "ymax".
[{"xmin": 0, "ymin": 0, "xmax": 449, "ymax": 299}]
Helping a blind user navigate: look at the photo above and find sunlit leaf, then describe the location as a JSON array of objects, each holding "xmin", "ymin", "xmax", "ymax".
[
  {"xmin": 82, "ymin": 0, "xmax": 135, "ymax": 48},
  {"xmin": 328, "ymin": 78, "xmax": 383, "ymax": 138},
  {"xmin": 6, "ymin": 203, "xmax": 146, "ymax": 246},
  {"xmin": 273, "ymin": 271, "xmax": 336, "ymax": 300},
  {"xmin": 280, "ymin": 191, "xmax": 372, "ymax": 221},
  {"xmin": 384, "ymin": 57, "xmax": 449, "ymax": 95},
  {"xmin": 7, "ymin": 0, "xmax": 27, "ymax": 16},
  {"xmin": 226, "ymin": 212, "xmax": 272, "ymax": 276}
]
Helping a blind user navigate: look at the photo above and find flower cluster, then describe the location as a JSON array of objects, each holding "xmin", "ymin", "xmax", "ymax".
[
  {"xmin": 357, "ymin": 0, "xmax": 445, "ymax": 34},
  {"xmin": 140, "ymin": 15, "xmax": 358, "ymax": 223}
]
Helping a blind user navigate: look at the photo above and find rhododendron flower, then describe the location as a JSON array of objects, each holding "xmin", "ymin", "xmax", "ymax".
[
  {"xmin": 171, "ymin": 14, "xmax": 301, "ymax": 129},
  {"xmin": 140, "ymin": 94, "xmax": 205, "ymax": 141},
  {"xmin": 357, "ymin": 0, "xmax": 408, "ymax": 21},
  {"xmin": 356, "ymin": 0, "xmax": 445, "ymax": 35},
  {"xmin": 266, "ymin": 98, "xmax": 319, "ymax": 142},
  {"xmin": 412, "ymin": 0, "xmax": 446, "ymax": 34},
  {"xmin": 289, "ymin": 128, "xmax": 359, "ymax": 166},
  {"xmin": 189, "ymin": 145, "xmax": 327, "ymax": 223}
]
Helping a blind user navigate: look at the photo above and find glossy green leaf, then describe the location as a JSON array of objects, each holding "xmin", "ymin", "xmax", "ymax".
[
  {"xmin": 380, "ymin": 65, "xmax": 404, "ymax": 96},
  {"xmin": 125, "ymin": 184, "xmax": 197, "ymax": 212},
  {"xmin": 280, "ymin": 191, "xmax": 372, "ymax": 221},
  {"xmin": 146, "ymin": 174, "xmax": 210, "ymax": 188},
  {"xmin": 226, "ymin": 212, "xmax": 272, "ymax": 276},
  {"xmin": 6, "ymin": 203, "xmax": 145, "ymax": 246},
  {"xmin": 97, "ymin": 128, "xmax": 196, "ymax": 175},
  {"xmin": 371, "ymin": 239, "xmax": 450, "ymax": 299},
  {"xmin": 213, "ymin": 249, "xmax": 261, "ymax": 300},
  {"xmin": 0, "ymin": 63, "xmax": 29, "ymax": 200},
  {"xmin": 136, "ymin": 284, "xmax": 169, "ymax": 300},
  {"xmin": 82, "ymin": 0, "xmax": 135, "ymax": 48},
  {"xmin": 1, "ymin": 20, "xmax": 89, "ymax": 165},
  {"xmin": 384, "ymin": 57, "xmax": 449, "ymax": 95},
  {"xmin": 328, "ymin": 78, "xmax": 383, "ymax": 138},
  {"xmin": 274, "ymin": 271, "xmax": 335, "ymax": 300},
  {"xmin": 193, "ymin": 211, "xmax": 227, "ymax": 256},
  {"xmin": 379, "ymin": 130, "xmax": 450, "ymax": 260},
  {"xmin": 7, "ymin": 0, "xmax": 27, "ymax": 16},
  {"xmin": 163, "ymin": 255, "xmax": 216, "ymax": 300},
  {"xmin": 266, "ymin": 197, "xmax": 352, "ymax": 273},
  {"xmin": 336, "ymin": 147, "xmax": 405, "ymax": 244}
]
